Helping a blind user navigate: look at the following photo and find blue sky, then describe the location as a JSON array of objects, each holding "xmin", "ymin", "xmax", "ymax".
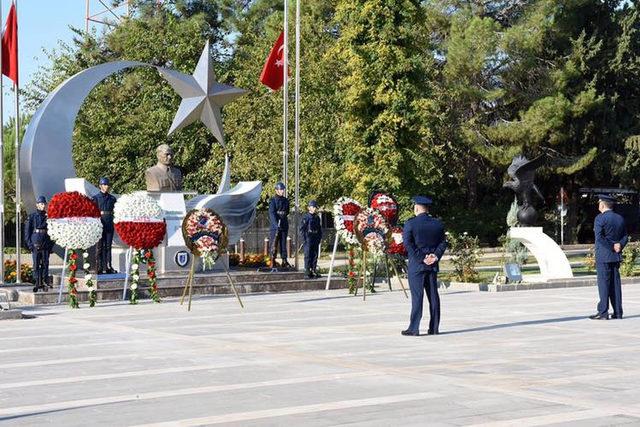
[{"xmin": 2, "ymin": 1, "xmax": 109, "ymax": 122}]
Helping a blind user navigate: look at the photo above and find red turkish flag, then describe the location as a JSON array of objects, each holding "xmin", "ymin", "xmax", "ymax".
[
  {"xmin": 259, "ymin": 31, "xmax": 286, "ymax": 91},
  {"xmin": 2, "ymin": 2, "xmax": 18, "ymax": 85}
]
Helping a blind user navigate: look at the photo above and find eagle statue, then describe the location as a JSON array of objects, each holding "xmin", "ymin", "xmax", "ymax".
[{"xmin": 503, "ymin": 155, "xmax": 545, "ymax": 226}]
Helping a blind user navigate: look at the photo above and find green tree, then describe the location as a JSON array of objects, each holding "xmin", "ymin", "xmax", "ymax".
[{"xmin": 330, "ymin": 0, "xmax": 440, "ymax": 210}]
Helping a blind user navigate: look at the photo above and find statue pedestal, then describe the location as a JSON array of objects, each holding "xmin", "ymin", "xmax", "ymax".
[
  {"xmin": 508, "ymin": 227, "xmax": 573, "ymax": 281},
  {"xmin": 149, "ymin": 192, "xmax": 228, "ymax": 274}
]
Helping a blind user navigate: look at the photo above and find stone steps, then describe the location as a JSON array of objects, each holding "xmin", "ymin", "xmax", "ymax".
[{"xmin": 14, "ymin": 272, "xmax": 348, "ymax": 305}]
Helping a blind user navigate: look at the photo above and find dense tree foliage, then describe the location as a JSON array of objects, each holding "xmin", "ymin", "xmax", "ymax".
[{"xmin": 14, "ymin": 0, "xmax": 640, "ymax": 244}]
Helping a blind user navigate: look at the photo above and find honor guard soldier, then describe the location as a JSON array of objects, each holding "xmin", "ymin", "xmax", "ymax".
[
  {"xmin": 93, "ymin": 177, "xmax": 117, "ymax": 274},
  {"xmin": 24, "ymin": 196, "xmax": 53, "ymax": 292},
  {"xmin": 300, "ymin": 200, "xmax": 322, "ymax": 279},
  {"xmin": 591, "ymin": 194, "xmax": 628, "ymax": 320},
  {"xmin": 269, "ymin": 182, "xmax": 292, "ymax": 269},
  {"xmin": 402, "ymin": 196, "xmax": 447, "ymax": 336}
]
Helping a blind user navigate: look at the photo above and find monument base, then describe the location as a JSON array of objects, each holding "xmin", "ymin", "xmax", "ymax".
[{"xmin": 508, "ymin": 227, "xmax": 573, "ymax": 281}]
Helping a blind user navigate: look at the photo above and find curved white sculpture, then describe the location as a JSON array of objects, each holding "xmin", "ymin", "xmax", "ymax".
[{"xmin": 508, "ymin": 227, "xmax": 573, "ymax": 281}]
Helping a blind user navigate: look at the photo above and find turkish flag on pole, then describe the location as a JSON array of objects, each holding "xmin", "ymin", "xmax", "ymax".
[
  {"xmin": 259, "ymin": 31, "xmax": 286, "ymax": 91},
  {"xmin": 2, "ymin": 2, "xmax": 18, "ymax": 85}
]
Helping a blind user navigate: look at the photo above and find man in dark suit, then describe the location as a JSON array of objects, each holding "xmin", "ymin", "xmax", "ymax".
[
  {"xmin": 269, "ymin": 182, "xmax": 291, "ymax": 269},
  {"xmin": 92, "ymin": 177, "xmax": 117, "ymax": 274},
  {"xmin": 402, "ymin": 196, "xmax": 448, "ymax": 336},
  {"xmin": 25, "ymin": 196, "xmax": 54, "ymax": 292},
  {"xmin": 591, "ymin": 194, "xmax": 628, "ymax": 320},
  {"xmin": 300, "ymin": 200, "xmax": 322, "ymax": 278}
]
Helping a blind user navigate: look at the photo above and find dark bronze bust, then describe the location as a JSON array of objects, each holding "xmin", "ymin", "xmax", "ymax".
[{"xmin": 145, "ymin": 144, "xmax": 184, "ymax": 192}]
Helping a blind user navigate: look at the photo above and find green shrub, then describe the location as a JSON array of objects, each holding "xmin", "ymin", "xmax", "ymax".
[{"xmin": 447, "ymin": 232, "xmax": 483, "ymax": 282}]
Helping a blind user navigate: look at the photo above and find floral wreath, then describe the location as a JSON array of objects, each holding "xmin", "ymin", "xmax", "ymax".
[
  {"xmin": 333, "ymin": 197, "xmax": 362, "ymax": 246},
  {"xmin": 47, "ymin": 191, "xmax": 103, "ymax": 308},
  {"xmin": 369, "ymin": 191, "xmax": 399, "ymax": 227},
  {"xmin": 182, "ymin": 208, "xmax": 227, "ymax": 269},
  {"xmin": 387, "ymin": 226, "xmax": 407, "ymax": 256},
  {"xmin": 354, "ymin": 207, "xmax": 390, "ymax": 256},
  {"xmin": 114, "ymin": 192, "xmax": 166, "ymax": 304}
]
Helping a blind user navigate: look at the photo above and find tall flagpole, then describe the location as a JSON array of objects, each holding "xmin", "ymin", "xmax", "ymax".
[
  {"xmin": 13, "ymin": 0, "xmax": 19, "ymax": 283},
  {"xmin": 293, "ymin": 0, "xmax": 300, "ymax": 270},
  {"xmin": 0, "ymin": 0, "xmax": 5, "ymax": 284},
  {"xmin": 282, "ymin": 0, "xmax": 289, "ymax": 194}
]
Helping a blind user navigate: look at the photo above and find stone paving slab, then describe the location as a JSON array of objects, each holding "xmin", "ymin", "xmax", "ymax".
[{"xmin": 0, "ymin": 286, "xmax": 639, "ymax": 426}]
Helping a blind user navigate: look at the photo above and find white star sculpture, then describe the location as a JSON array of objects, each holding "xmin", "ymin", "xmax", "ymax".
[{"xmin": 158, "ymin": 41, "xmax": 247, "ymax": 146}]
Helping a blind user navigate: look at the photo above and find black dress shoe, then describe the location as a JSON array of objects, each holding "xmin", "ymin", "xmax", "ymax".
[
  {"xmin": 589, "ymin": 314, "xmax": 609, "ymax": 320},
  {"xmin": 401, "ymin": 329, "xmax": 419, "ymax": 336},
  {"xmin": 427, "ymin": 330, "xmax": 439, "ymax": 335},
  {"xmin": 281, "ymin": 261, "xmax": 293, "ymax": 269},
  {"xmin": 611, "ymin": 315, "xmax": 623, "ymax": 319}
]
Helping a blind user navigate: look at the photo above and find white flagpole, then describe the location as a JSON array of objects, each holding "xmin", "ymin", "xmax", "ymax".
[
  {"xmin": 283, "ymin": 0, "xmax": 289, "ymax": 193},
  {"xmin": 0, "ymin": 0, "xmax": 5, "ymax": 284},
  {"xmin": 13, "ymin": 0, "xmax": 19, "ymax": 284},
  {"xmin": 293, "ymin": 0, "xmax": 300, "ymax": 270}
]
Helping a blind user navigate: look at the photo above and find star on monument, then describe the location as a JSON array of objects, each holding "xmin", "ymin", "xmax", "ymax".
[{"xmin": 158, "ymin": 41, "xmax": 246, "ymax": 146}]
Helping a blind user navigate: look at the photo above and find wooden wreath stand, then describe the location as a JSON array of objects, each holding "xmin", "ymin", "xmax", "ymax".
[{"xmin": 353, "ymin": 251, "xmax": 408, "ymax": 301}]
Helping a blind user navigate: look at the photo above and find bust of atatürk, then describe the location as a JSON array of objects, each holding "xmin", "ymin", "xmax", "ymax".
[{"xmin": 145, "ymin": 144, "xmax": 184, "ymax": 192}]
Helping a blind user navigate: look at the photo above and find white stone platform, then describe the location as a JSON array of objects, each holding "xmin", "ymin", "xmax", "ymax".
[{"xmin": 1, "ymin": 286, "xmax": 640, "ymax": 425}]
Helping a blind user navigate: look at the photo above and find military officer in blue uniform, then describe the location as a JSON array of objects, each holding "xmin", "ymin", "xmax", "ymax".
[
  {"xmin": 402, "ymin": 196, "xmax": 448, "ymax": 336},
  {"xmin": 92, "ymin": 177, "xmax": 117, "ymax": 274},
  {"xmin": 591, "ymin": 194, "xmax": 628, "ymax": 320},
  {"xmin": 300, "ymin": 200, "xmax": 322, "ymax": 278},
  {"xmin": 24, "ymin": 196, "xmax": 53, "ymax": 292},
  {"xmin": 269, "ymin": 182, "xmax": 291, "ymax": 269}
]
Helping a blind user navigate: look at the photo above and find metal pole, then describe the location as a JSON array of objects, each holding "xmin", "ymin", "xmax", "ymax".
[
  {"xmin": 0, "ymin": 0, "xmax": 5, "ymax": 284},
  {"xmin": 293, "ymin": 0, "xmax": 301, "ymax": 270},
  {"xmin": 14, "ymin": 0, "xmax": 20, "ymax": 283},
  {"xmin": 325, "ymin": 233, "xmax": 338, "ymax": 291},
  {"xmin": 85, "ymin": 0, "xmax": 90, "ymax": 33},
  {"xmin": 282, "ymin": 0, "xmax": 289, "ymax": 193}
]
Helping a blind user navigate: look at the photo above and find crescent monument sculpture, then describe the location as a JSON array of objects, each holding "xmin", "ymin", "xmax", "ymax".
[{"xmin": 20, "ymin": 44, "xmax": 261, "ymax": 251}]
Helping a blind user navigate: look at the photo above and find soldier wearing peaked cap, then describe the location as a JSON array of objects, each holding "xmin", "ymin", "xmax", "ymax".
[
  {"xmin": 269, "ymin": 182, "xmax": 291, "ymax": 269},
  {"xmin": 24, "ymin": 196, "xmax": 53, "ymax": 292},
  {"xmin": 402, "ymin": 196, "xmax": 448, "ymax": 336},
  {"xmin": 92, "ymin": 177, "xmax": 117, "ymax": 274},
  {"xmin": 300, "ymin": 200, "xmax": 322, "ymax": 279},
  {"xmin": 590, "ymin": 194, "xmax": 628, "ymax": 320}
]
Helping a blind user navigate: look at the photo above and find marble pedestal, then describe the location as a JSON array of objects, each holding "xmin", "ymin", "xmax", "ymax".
[{"xmin": 508, "ymin": 227, "xmax": 573, "ymax": 281}]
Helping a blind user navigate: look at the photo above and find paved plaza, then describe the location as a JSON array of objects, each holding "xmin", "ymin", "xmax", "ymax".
[{"xmin": 1, "ymin": 285, "xmax": 640, "ymax": 426}]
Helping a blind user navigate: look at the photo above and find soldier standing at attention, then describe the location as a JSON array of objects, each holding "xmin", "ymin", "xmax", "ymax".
[
  {"xmin": 24, "ymin": 196, "xmax": 53, "ymax": 292},
  {"xmin": 591, "ymin": 194, "xmax": 628, "ymax": 320},
  {"xmin": 269, "ymin": 182, "xmax": 291, "ymax": 269},
  {"xmin": 300, "ymin": 200, "xmax": 322, "ymax": 279},
  {"xmin": 402, "ymin": 196, "xmax": 448, "ymax": 336},
  {"xmin": 93, "ymin": 177, "xmax": 117, "ymax": 274}
]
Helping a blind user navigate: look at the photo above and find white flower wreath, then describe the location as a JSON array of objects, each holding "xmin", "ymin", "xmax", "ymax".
[
  {"xmin": 114, "ymin": 192, "xmax": 164, "ymax": 223},
  {"xmin": 333, "ymin": 196, "xmax": 362, "ymax": 246},
  {"xmin": 47, "ymin": 217, "xmax": 103, "ymax": 249}
]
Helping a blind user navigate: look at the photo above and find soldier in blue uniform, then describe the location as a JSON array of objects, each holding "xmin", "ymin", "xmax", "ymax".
[
  {"xmin": 269, "ymin": 182, "xmax": 291, "ymax": 269},
  {"xmin": 402, "ymin": 196, "xmax": 447, "ymax": 336},
  {"xmin": 300, "ymin": 200, "xmax": 322, "ymax": 278},
  {"xmin": 591, "ymin": 194, "xmax": 628, "ymax": 320},
  {"xmin": 24, "ymin": 196, "xmax": 53, "ymax": 292},
  {"xmin": 92, "ymin": 177, "xmax": 117, "ymax": 274}
]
